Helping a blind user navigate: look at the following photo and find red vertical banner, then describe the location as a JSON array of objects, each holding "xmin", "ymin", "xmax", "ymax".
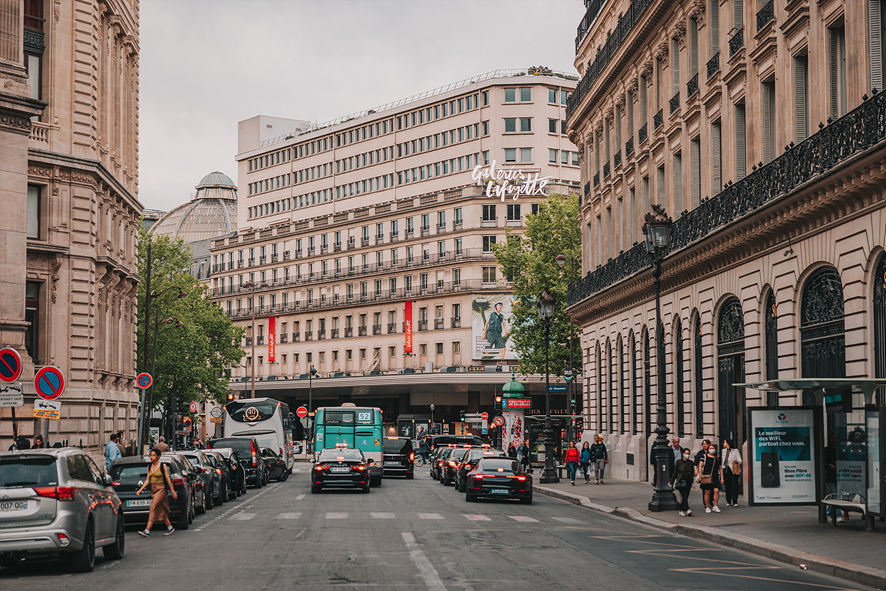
[
  {"xmin": 404, "ymin": 301, "xmax": 413, "ymax": 353},
  {"xmin": 268, "ymin": 316, "xmax": 276, "ymax": 363}
]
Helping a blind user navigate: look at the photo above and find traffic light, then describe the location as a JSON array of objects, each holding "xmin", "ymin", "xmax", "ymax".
[
  {"xmin": 459, "ymin": 410, "xmax": 465, "ymax": 421},
  {"xmin": 226, "ymin": 393, "xmax": 236, "ymax": 402},
  {"xmin": 494, "ymin": 395, "xmax": 502, "ymax": 411}
]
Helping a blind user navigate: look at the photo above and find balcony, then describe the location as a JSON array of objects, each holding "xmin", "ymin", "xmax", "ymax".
[
  {"xmin": 638, "ymin": 122, "xmax": 648, "ymax": 144},
  {"xmin": 418, "ymin": 320, "xmax": 428, "ymax": 332},
  {"xmin": 271, "ymin": 254, "xmax": 278, "ymax": 263},
  {"xmin": 292, "ymin": 332, "xmax": 300, "ymax": 342},
  {"xmin": 345, "ymin": 328, "xmax": 353, "ymax": 338},
  {"xmin": 305, "ymin": 332, "xmax": 313, "ymax": 342},
  {"xmin": 334, "ymin": 243, "xmax": 342, "ymax": 252},
  {"xmin": 308, "ymin": 247, "xmax": 315, "ymax": 256},
  {"xmin": 279, "ymin": 333, "xmax": 288, "ymax": 344},
  {"xmin": 361, "ymin": 238, "xmax": 370, "ymax": 247},
  {"xmin": 248, "ymin": 258, "xmax": 255, "ymax": 266},
  {"xmin": 575, "ymin": 0, "xmax": 606, "ymax": 51},
  {"xmin": 756, "ymin": 1, "xmax": 774, "ymax": 31},
  {"xmin": 707, "ymin": 52, "xmax": 720, "ymax": 79},
  {"xmin": 434, "ymin": 319, "xmax": 445, "ymax": 330},
  {"xmin": 245, "ymin": 337, "xmax": 253, "ymax": 346},
  {"xmin": 257, "ymin": 336, "xmax": 265, "ymax": 345},
  {"xmin": 653, "ymin": 109, "xmax": 663, "ymax": 130},
  {"xmin": 283, "ymin": 252, "xmax": 290, "ymax": 261},
  {"xmin": 390, "ymin": 232, "xmax": 399, "ymax": 242},
  {"xmin": 420, "ymin": 227, "xmax": 430, "ymax": 237},
  {"xmin": 567, "ymin": 0, "xmax": 655, "ymax": 121},
  {"xmin": 603, "ymin": 162, "xmax": 610, "ymax": 178},
  {"xmin": 358, "ymin": 326, "xmax": 368, "ymax": 337},
  {"xmin": 613, "ymin": 150, "xmax": 621, "ymax": 169},
  {"xmin": 669, "ymin": 92, "xmax": 680, "ymax": 115},
  {"xmin": 584, "ymin": 181, "xmax": 591, "ymax": 200},
  {"xmin": 387, "ymin": 322, "xmax": 397, "ymax": 334},
  {"xmin": 372, "ymin": 325, "xmax": 382, "ymax": 335},
  {"xmin": 686, "ymin": 73, "xmax": 698, "ymax": 98},
  {"xmin": 318, "ymin": 330, "xmax": 326, "ymax": 340},
  {"xmin": 729, "ymin": 27, "xmax": 744, "ymax": 57},
  {"xmin": 593, "ymin": 172, "xmax": 600, "ymax": 187},
  {"xmin": 568, "ymin": 90, "xmax": 886, "ymax": 307},
  {"xmin": 625, "ymin": 137, "xmax": 634, "ymax": 158},
  {"xmin": 451, "ymin": 318, "xmax": 462, "ymax": 329},
  {"xmin": 454, "ymin": 221, "xmax": 463, "ymax": 230}
]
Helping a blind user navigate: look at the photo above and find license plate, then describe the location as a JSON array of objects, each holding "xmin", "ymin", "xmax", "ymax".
[
  {"xmin": 127, "ymin": 499, "xmax": 151, "ymax": 508},
  {"xmin": 330, "ymin": 466, "xmax": 349, "ymax": 473},
  {"xmin": 0, "ymin": 500, "xmax": 27, "ymax": 511},
  {"xmin": 490, "ymin": 488, "xmax": 509, "ymax": 495},
  {"xmin": 384, "ymin": 461, "xmax": 400, "ymax": 466}
]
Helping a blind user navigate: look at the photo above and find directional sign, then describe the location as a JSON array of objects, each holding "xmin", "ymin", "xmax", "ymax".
[
  {"xmin": 547, "ymin": 385, "xmax": 567, "ymax": 392},
  {"xmin": 33, "ymin": 398, "xmax": 61, "ymax": 420},
  {"xmin": 493, "ymin": 415, "xmax": 505, "ymax": 427},
  {"xmin": 189, "ymin": 401, "xmax": 198, "ymax": 413},
  {"xmin": 480, "ymin": 412, "xmax": 489, "ymax": 421},
  {"xmin": 563, "ymin": 368, "xmax": 574, "ymax": 381},
  {"xmin": 34, "ymin": 366, "xmax": 65, "ymax": 401},
  {"xmin": 136, "ymin": 372, "xmax": 153, "ymax": 389},
  {"xmin": 296, "ymin": 406, "xmax": 308, "ymax": 418},
  {"xmin": 210, "ymin": 417, "xmax": 223, "ymax": 424},
  {"xmin": 0, "ymin": 383, "xmax": 23, "ymax": 407},
  {"xmin": 0, "ymin": 348, "xmax": 22, "ymax": 383}
]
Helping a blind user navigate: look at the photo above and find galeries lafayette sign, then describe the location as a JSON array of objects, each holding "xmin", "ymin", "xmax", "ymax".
[{"xmin": 472, "ymin": 161, "xmax": 551, "ymax": 201}]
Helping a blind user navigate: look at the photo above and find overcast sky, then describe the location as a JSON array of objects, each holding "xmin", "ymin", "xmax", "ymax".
[{"xmin": 138, "ymin": 0, "xmax": 586, "ymax": 212}]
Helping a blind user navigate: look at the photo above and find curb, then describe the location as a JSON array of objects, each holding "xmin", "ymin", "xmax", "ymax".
[{"xmin": 534, "ymin": 484, "xmax": 886, "ymax": 590}]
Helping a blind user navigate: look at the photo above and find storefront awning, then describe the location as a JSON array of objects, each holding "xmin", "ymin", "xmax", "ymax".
[{"xmin": 738, "ymin": 378, "xmax": 886, "ymax": 405}]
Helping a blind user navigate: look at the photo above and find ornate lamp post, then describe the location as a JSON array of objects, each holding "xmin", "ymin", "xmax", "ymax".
[
  {"xmin": 537, "ymin": 290, "xmax": 559, "ymax": 483},
  {"xmin": 643, "ymin": 205, "xmax": 679, "ymax": 512},
  {"xmin": 242, "ymin": 280, "xmax": 269, "ymax": 398},
  {"xmin": 556, "ymin": 253, "xmax": 580, "ymax": 443}
]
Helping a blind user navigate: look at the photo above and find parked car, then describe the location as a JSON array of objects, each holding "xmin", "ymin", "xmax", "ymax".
[
  {"xmin": 208, "ymin": 438, "xmax": 267, "ymax": 488},
  {"xmin": 429, "ymin": 446, "xmax": 453, "ymax": 480},
  {"xmin": 180, "ymin": 450, "xmax": 222, "ymax": 511},
  {"xmin": 465, "ymin": 457, "xmax": 532, "ymax": 504},
  {"xmin": 261, "ymin": 448, "xmax": 288, "ymax": 482},
  {"xmin": 207, "ymin": 448, "xmax": 246, "ymax": 498},
  {"xmin": 440, "ymin": 447, "xmax": 470, "ymax": 486},
  {"xmin": 110, "ymin": 455, "xmax": 195, "ymax": 530},
  {"xmin": 427, "ymin": 435, "xmax": 483, "ymax": 450},
  {"xmin": 310, "ymin": 448, "xmax": 370, "ymax": 494},
  {"xmin": 382, "ymin": 437, "xmax": 414, "ymax": 479},
  {"xmin": 0, "ymin": 448, "xmax": 125, "ymax": 572},
  {"xmin": 455, "ymin": 448, "xmax": 507, "ymax": 492}
]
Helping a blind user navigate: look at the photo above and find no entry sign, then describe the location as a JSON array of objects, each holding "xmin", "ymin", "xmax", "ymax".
[
  {"xmin": 136, "ymin": 372, "xmax": 153, "ymax": 389},
  {"xmin": 34, "ymin": 366, "xmax": 65, "ymax": 401},
  {"xmin": 480, "ymin": 412, "xmax": 489, "ymax": 421},
  {"xmin": 296, "ymin": 406, "xmax": 308, "ymax": 418},
  {"xmin": 0, "ymin": 348, "xmax": 22, "ymax": 383}
]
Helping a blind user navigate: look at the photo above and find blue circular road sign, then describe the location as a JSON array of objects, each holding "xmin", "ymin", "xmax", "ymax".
[
  {"xmin": 34, "ymin": 366, "xmax": 65, "ymax": 401},
  {"xmin": 136, "ymin": 372, "xmax": 153, "ymax": 389},
  {"xmin": 0, "ymin": 348, "xmax": 22, "ymax": 383}
]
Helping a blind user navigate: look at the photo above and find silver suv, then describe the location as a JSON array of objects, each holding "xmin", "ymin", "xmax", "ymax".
[{"xmin": 0, "ymin": 448, "xmax": 125, "ymax": 572}]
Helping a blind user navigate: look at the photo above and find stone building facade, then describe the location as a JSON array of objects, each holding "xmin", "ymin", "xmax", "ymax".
[
  {"xmin": 565, "ymin": 0, "xmax": 886, "ymax": 482},
  {"xmin": 0, "ymin": 0, "xmax": 141, "ymax": 452}
]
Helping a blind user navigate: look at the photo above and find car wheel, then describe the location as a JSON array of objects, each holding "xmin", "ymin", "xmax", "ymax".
[
  {"xmin": 206, "ymin": 487, "xmax": 214, "ymax": 510},
  {"xmin": 370, "ymin": 476, "xmax": 382, "ymax": 487},
  {"xmin": 0, "ymin": 555, "xmax": 20, "ymax": 569},
  {"xmin": 196, "ymin": 490, "xmax": 206, "ymax": 515},
  {"xmin": 220, "ymin": 483, "xmax": 227, "ymax": 503},
  {"xmin": 177, "ymin": 503, "xmax": 190, "ymax": 530},
  {"xmin": 310, "ymin": 484, "xmax": 321, "ymax": 494},
  {"xmin": 362, "ymin": 482, "xmax": 371, "ymax": 493},
  {"xmin": 188, "ymin": 496, "xmax": 195, "ymax": 524},
  {"xmin": 280, "ymin": 470, "xmax": 288, "ymax": 482},
  {"xmin": 406, "ymin": 472, "xmax": 414, "ymax": 480},
  {"xmin": 102, "ymin": 516, "xmax": 125, "ymax": 560},
  {"xmin": 521, "ymin": 494, "xmax": 533, "ymax": 505},
  {"xmin": 459, "ymin": 481, "xmax": 467, "ymax": 493},
  {"xmin": 465, "ymin": 493, "xmax": 477, "ymax": 503},
  {"xmin": 69, "ymin": 519, "xmax": 96, "ymax": 572}
]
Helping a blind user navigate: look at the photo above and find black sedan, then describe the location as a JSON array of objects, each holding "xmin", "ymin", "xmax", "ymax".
[
  {"xmin": 110, "ymin": 455, "xmax": 196, "ymax": 529},
  {"xmin": 261, "ymin": 448, "xmax": 289, "ymax": 482},
  {"xmin": 206, "ymin": 449, "xmax": 246, "ymax": 498},
  {"xmin": 455, "ymin": 448, "xmax": 507, "ymax": 492},
  {"xmin": 465, "ymin": 458, "xmax": 532, "ymax": 504},
  {"xmin": 441, "ymin": 447, "xmax": 470, "ymax": 486},
  {"xmin": 180, "ymin": 450, "xmax": 222, "ymax": 510},
  {"xmin": 311, "ymin": 448, "xmax": 370, "ymax": 494},
  {"xmin": 429, "ymin": 447, "xmax": 454, "ymax": 481}
]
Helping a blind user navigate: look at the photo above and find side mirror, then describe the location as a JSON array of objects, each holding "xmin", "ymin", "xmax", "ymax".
[
  {"xmin": 103, "ymin": 474, "xmax": 113, "ymax": 486},
  {"xmin": 309, "ymin": 458, "xmax": 315, "ymax": 463}
]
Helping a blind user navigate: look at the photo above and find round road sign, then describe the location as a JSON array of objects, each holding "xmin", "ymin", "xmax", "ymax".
[
  {"xmin": 563, "ymin": 368, "xmax": 574, "ymax": 381},
  {"xmin": 183, "ymin": 417, "xmax": 193, "ymax": 429},
  {"xmin": 34, "ymin": 366, "xmax": 65, "ymax": 401},
  {"xmin": 0, "ymin": 348, "xmax": 23, "ymax": 383},
  {"xmin": 296, "ymin": 406, "xmax": 308, "ymax": 418},
  {"xmin": 493, "ymin": 415, "xmax": 505, "ymax": 427},
  {"xmin": 189, "ymin": 401, "xmax": 198, "ymax": 413},
  {"xmin": 136, "ymin": 372, "xmax": 153, "ymax": 389},
  {"xmin": 480, "ymin": 412, "xmax": 489, "ymax": 421}
]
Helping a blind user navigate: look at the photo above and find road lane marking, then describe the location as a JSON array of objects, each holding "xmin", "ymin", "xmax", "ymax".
[
  {"xmin": 230, "ymin": 512, "xmax": 256, "ymax": 520},
  {"xmin": 508, "ymin": 515, "xmax": 539, "ymax": 523},
  {"xmin": 418, "ymin": 513, "xmax": 443, "ymax": 520},
  {"xmin": 278, "ymin": 512, "xmax": 302, "ymax": 519},
  {"xmin": 551, "ymin": 517, "xmax": 582, "ymax": 524},
  {"xmin": 463, "ymin": 514, "xmax": 491, "ymax": 521},
  {"xmin": 295, "ymin": 494, "xmax": 305, "ymax": 501},
  {"xmin": 326, "ymin": 512, "xmax": 348, "ymax": 519},
  {"xmin": 402, "ymin": 532, "xmax": 447, "ymax": 591},
  {"xmin": 371, "ymin": 512, "xmax": 396, "ymax": 519}
]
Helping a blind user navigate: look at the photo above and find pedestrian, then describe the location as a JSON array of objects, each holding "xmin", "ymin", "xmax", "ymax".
[
  {"xmin": 507, "ymin": 442, "xmax": 517, "ymax": 459},
  {"xmin": 563, "ymin": 441, "xmax": 580, "ymax": 485},
  {"xmin": 696, "ymin": 442, "xmax": 723, "ymax": 513},
  {"xmin": 590, "ymin": 434, "xmax": 608, "ymax": 484},
  {"xmin": 135, "ymin": 448, "xmax": 178, "ymax": 537},
  {"xmin": 670, "ymin": 447, "xmax": 695, "ymax": 516},
  {"xmin": 33, "ymin": 434, "xmax": 44, "ymax": 448},
  {"xmin": 518, "ymin": 439, "xmax": 531, "ymax": 473},
  {"xmin": 579, "ymin": 441, "xmax": 592, "ymax": 483},
  {"xmin": 670, "ymin": 437, "xmax": 683, "ymax": 464},
  {"xmin": 116, "ymin": 431, "xmax": 128, "ymax": 457},
  {"xmin": 694, "ymin": 439, "xmax": 710, "ymax": 467},
  {"xmin": 153, "ymin": 436, "xmax": 170, "ymax": 453},
  {"xmin": 8, "ymin": 436, "xmax": 30, "ymax": 451},
  {"xmin": 105, "ymin": 432, "xmax": 122, "ymax": 471},
  {"xmin": 720, "ymin": 439, "xmax": 742, "ymax": 507}
]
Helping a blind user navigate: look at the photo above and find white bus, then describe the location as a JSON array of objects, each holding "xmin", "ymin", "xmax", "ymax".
[{"xmin": 222, "ymin": 397, "xmax": 295, "ymax": 472}]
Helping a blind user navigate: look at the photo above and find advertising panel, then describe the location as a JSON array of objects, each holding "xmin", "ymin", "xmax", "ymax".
[
  {"xmin": 472, "ymin": 295, "xmax": 518, "ymax": 360},
  {"xmin": 749, "ymin": 407, "xmax": 819, "ymax": 505},
  {"xmin": 404, "ymin": 301, "xmax": 413, "ymax": 354},
  {"xmin": 268, "ymin": 316, "xmax": 276, "ymax": 363},
  {"xmin": 501, "ymin": 410, "xmax": 524, "ymax": 451}
]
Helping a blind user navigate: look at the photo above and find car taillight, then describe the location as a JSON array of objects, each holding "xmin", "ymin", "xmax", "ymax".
[
  {"xmin": 216, "ymin": 468, "xmax": 223, "ymax": 475},
  {"xmin": 279, "ymin": 447, "xmax": 283, "ymax": 456},
  {"xmin": 448, "ymin": 460, "xmax": 458, "ymax": 468},
  {"xmin": 353, "ymin": 464, "xmax": 366, "ymax": 471},
  {"xmin": 314, "ymin": 464, "xmax": 329, "ymax": 471},
  {"xmin": 252, "ymin": 454, "xmax": 257, "ymax": 466},
  {"xmin": 112, "ymin": 482, "xmax": 121, "ymax": 487},
  {"xmin": 409, "ymin": 452, "xmax": 414, "ymax": 461},
  {"xmin": 508, "ymin": 475, "xmax": 527, "ymax": 481},
  {"xmin": 172, "ymin": 477, "xmax": 184, "ymax": 487},
  {"xmin": 34, "ymin": 486, "xmax": 77, "ymax": 501},
  {"xmin": 473, "ymin": 475, "xmax": 484, "ymax": 479}
]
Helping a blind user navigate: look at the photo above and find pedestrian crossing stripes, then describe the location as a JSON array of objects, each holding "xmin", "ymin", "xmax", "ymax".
[
  {"xmin": 463, "ymin": 514, "xmax": 491, "ymax": 521},
  {"xmin": 278, "ymin": 512, "xmax": 302, "ymax": 519},
  {"xmin": 371, "ymin": 512, "xmax": 396, "ymax": 519},
  {"xmin": 418, "ymin": 513, "xmax": 444, "ymax": 520},
  {"xmin": 230, "ymin": 512, "xmax": 256, "ymax": 520},
  {"xmin": 228, "ymin": 512, "xmax": 584, "ymax": 523},
  {"xmin": 326, "ymin": 512, "xmax": 348, "ymax": 519},
  {"xmin": 509, "ymin": 515, "xmax": 539, "ymax": 523},
  {"xmin": 551, "ymin": 517, "xmax": 582, "ymax": 524}
]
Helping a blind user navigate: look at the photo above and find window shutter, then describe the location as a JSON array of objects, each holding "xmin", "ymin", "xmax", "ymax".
[
  {"xmin": 795, "ymin": 58, "xmax": 808, "ymax": 142},
  {"xmin": 871, "ymin": 0, "xmax": 883, "ymax": 93},
  {"xmin": 691, "ymin": 137, "xmax": 701, "ymax": 208},
  {"xmin": 712, "ymin": 121, "xmax": 722, "ymax": 193},
  {"xmin": 733, "ymin": 0, "xmax": 743, "ymax": 31},
  {"xmin": 674, "ymin": 152, "xmax": 683, "ymax": 214},
  {"xmin": 763, "ymin": 84, "xmax": 772, "ymax": 162},
  {"xmin": 711, "ymin": 0, "xmax": 720, "ymax": 52},
  {"xmin": 672, "ymin": 38, "xmax": 680, "ymax": 92},
  {"xmin": 735, "ymin": 104, "xmax": 746, "ymax": 179},
  {"xmin": 690, "ymin": 19, "xmax": 699, "ymax": 75},
  {"xmin": 829, "ymin": 30, "xmax": 839, "ymax": 119}
]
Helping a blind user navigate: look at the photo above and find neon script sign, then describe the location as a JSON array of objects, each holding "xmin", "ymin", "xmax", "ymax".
[{"xmin": 472, "ymin": 161, "xmax": 551, "ymax": 201}]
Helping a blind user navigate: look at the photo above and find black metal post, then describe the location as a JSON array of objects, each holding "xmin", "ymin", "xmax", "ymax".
[
  {"xmin": 138, "ymin": 241, "xmax": 152, "ymax": 453},
  {"xmin": 540, "ymin": 316, "xmax": 559, "ymax": 483},
  {"xmin": 648, "ymin": 255, "xmax": 680, "ymax": 511},
  {"xmin": 308, "ymin": 366, "xmax": 315, "ymax": 453}
]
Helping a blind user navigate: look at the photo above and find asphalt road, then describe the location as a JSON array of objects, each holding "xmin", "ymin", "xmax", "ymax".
[{"xmin": 1, "ymin": 467, "xmax": 874, "ymax": 591}]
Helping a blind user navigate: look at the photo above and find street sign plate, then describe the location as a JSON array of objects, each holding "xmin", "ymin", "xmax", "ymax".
[
  {"xmin": 183, "ymin": 417, "xmax": 193, "ymax": 428},
  {"xmin": 563, "ymin": 368, "xmax": 574, "ymax": 381},
  {"xmin": 0, "ymin": 348, "xmax": 23, "ymax": 383},
  {"xmin": 135, "ymin": 372, "xmax": 153, "ymax": 389},
  {"xmin": 547, "ymin": 385, "xmax": 567, "ymax": 392},
  {"xmin": 33, "ymin": 398, "xmax": 61, "ymax": 420},
  {"xmin": 480, "ymin": 412, "xmax": 489, "ymax": 420},
  {"xmin": 189, "ymin": 401, "xmax": 198, "ymax": 413},
  {"xmin": 296, "ymin": 406, "xmax": 308, "ymax": 418},
  {"xmin": 300, "ymin": 416, "xmax": 313, "ymax": 428},
  {"xmin": 493, "ymin": 415, "xmax": 505, "ymax": 427},
  {"xmin": 34, "ymin": 366, "xmax": 65, "ymax": 400},
  {"xmin": 0, "ymin": 382, "xmax": 23, "ymax": 408},
  {"xmin": 210, "ymin": 416, "xmax": 223, "ymax": 424},
  {"xmin": 481, "ymin": 426, "xmax": 488, "ymax": 435},
  {"xmin": 210, "ymin": 407, "xmax": 223, "ymax": 418}
]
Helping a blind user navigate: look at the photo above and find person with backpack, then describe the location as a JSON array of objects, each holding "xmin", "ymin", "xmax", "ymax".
[
  {"xmin": 590, "ymin": 434, "xmax": 609, "ymax": 484},
  {"xmin": 579, "ymin": 441, "xmax": 592, "ymax": 484}
]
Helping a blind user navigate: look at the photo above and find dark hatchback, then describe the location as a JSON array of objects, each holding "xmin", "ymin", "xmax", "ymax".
[
  {"xmin": 455, "ymin": 448, "xmax": 507, "ymax": 492},
  {"xmin": 465, "ymin": 458, "xmax": 532, "ymax": 504},
  {"xmin": 382, "ymin": 437, "xmax": 414, "ymax": 479},
  {"xmin": 261, "ymin": 448, "xmax": 289, "ymax": 482},
  {"xmin": 311, "ymin": 448, "xmax": 370, "ymax": 494},
  {"xmin": 206, "ymin": 449, "xmax": 245, "ymax": 498},
  {"xmin": 208, "ymin": 438, "xmax": 266, "ymax": 488},
  {"xmin": 180, "ymin": 450, "xmax": 223, "ymax": 510},
  {"xmin": 109, "ymin": 456, "xmax": 195, "ymax": 529},
  {"xmin": 440, "ymin": 447, "xmax": 470, "ymax": 486},
  {"xmin": 429, "ymin": 447, "xmax": 454, "ymax": 480}
]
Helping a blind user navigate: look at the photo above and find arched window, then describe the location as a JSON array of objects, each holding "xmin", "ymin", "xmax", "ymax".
[
  {"xmin": 630, "ymin": 331, "xmax": 638, "ymax": 434},
  {"xmin": 692, "ymin": 310, "xmax": 703, "ymax": 436},
  {"xmin": 674, "ymin": 317, "xmax": 685, "ymax": 436},
  {"xmin": 717, "ymin": 297, "xmax": 746, "ymax": 445},
  {"xmin": 800, "ymin": 267, "xmax": 845, "ymax": 405},
  {"xmin": 617, "ymin": 334, "xmax": 625, "ymax": 434},
  {"xmin": 874, "ymin": 255, "xmax": 886, "ymax": 404},
  {"xmin": 764, "ymin": 289, "xmax": 779, "ymax": 407}
]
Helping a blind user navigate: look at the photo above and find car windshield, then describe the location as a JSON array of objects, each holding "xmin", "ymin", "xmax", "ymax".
[
  {"xmin": 210, "ymin": 439, "xmax": 253, "ymax": 456},
  {"xmin": 262, "ymin": 449, "xmax": 278, "ymax": 458},
  {"xmin": 383, "ymin": 438, "xmax": 411, "ymax": 453},
  {"xmin": 318, "ymin": 449, "xmax": 362, "ymax": 462},
  {"xmin": 451, "ymin": 449, "xmax": 469, "ymax": 460},
  {"xmin": 0, "ymin": 456, "xmax": 58, "ymax": 488},
  {"xmin": 479, "ymin": 458, "xmax": 519, "ymax": 472},
  {"xmin": 183, "ymin": 455, "xmax": 202, "ymax": 465},
  {"xmin": 111, "ymin": 464, "xmax": 150, "ymax": 481}
]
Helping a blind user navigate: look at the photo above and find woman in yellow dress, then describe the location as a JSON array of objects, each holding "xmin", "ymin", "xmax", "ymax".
[{"xmin": 135, "ymin": 448, "xmax": 178, "ymax": 536}]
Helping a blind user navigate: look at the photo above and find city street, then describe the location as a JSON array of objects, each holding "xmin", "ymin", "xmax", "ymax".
[{"xmin": 0, "ymin": 467, "xmax": 872, "ymax": 591}]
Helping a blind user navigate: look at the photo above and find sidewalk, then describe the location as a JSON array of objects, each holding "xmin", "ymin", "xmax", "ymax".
[{"xmin": 533, "ymin": 476, "xmax": 886, "ymax": 590}]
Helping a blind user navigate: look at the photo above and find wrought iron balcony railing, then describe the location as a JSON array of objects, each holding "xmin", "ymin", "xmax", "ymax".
[
  {"xmin": 575, "ymin": 0, "xmax": 607, "ymax": 51},
  {"xmin": 729, "ymin": 27, "xmax": 744, "ymax": 57},
  {"xmin": 653, "ymin": 109, "xmax": 663, "ymax": 130},
  {"xmin": 593, "ymin": 172, "xmax": 600, "ymax": 187},
  {"xmin": 625, "ymin": 137, "xmax": 634, "ymax": 158},
  {"xmin": 603, "ymin": 162, "xmax": 611, "ymax": 178},
  {"xmin": 613, "ymin": 150, "xmax": 622, "ymax": 168},
  {"xmin": 669, "ymin": 92, "xmax": 680, "ymax": 114},
  {"xmin": 756, "ymin": 1, "xmax": 774, "ymax": 31},
  {"xmin": 567, "ymin": 90, "xmax": 886, "ymax": 307},
  {"xmin": 687, "ymin": 73, "xmax": 699, "ymax": 98},
  {"xmin": 638, "ymin": 122, "xmax": 648, "ymax": 143},
  {"xmin": 707, "ymin": 52, "xmax": 720, "ymax": 79}
]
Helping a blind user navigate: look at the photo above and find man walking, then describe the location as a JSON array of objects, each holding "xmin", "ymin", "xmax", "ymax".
[
  {"xmin": 517, "ymin": 439, "xmax": 531, "ymax": 473},
  {"xmin": 590, "ymin": 435, "xmax": 609, "ymax": 484},
  {"xmin": 105, "ymin": 433, "xmax": 122, "ymax": 471},
  {"xmin": 153, "ymin": 436, "xmax": 170, "ymax": 453}
]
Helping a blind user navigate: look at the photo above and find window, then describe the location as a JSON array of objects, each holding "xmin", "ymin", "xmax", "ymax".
[
  {"xmin": 519, "ymin": 117, "xmax": 532, "ymax": 132},
  {"xmin": 548, "ymin": 88, "xmax": 556, "ymax": 103},
  {"xmin": 506, "ymin": 204, "xmax": 521, "ymax": 221},
  {"xmin": 657, "ymin": 165, "xmax": 665, "ymax": 204},
  {"xmin": 829, "ymin": 24, "xmax": 847, "ymax": 119},
  {"xmin": 712, "ymin": 119, "xmax": 722, "ymax": 193},
  {"xmin": 870, "ymin": 0, "xmax": 886, "ymax": 93},
  {"xmin": 482, "ymin": 236, "xmax": 497, "ymax": 252},
  {"xmin": 549, "ymin": 149, "xmax": 558, "ymax": 163},
  {"xmin": 519, "ymin": 148, "xmax": 532, "ymax": 163},
  {"xmin": 520, "ymin": 87, "xmax": 531, "ymax": 102},
  {"xmin": 504, "ymin": 118, "xmax": 516, "ymax": 133},
  {"xmin": 27, "ymin": 185, "xmax": 40, "ymax": 239},
  {"xmin": 455, "ymin": 238, "xmax": 463, "ymax": 255},
  {"xmin": 710, "ymin": 0, "xmax": 720, "ymax": 54},
  {"xmin": 794, "ymin": 55, "xmax": 808, "ymax": 142},
  {"xmin": 561, "ymin": 90, "xmax": 568, "ymax": 105},
  {"xmin": 548, "ymin": 118, "xmax": 558, "ymax": 134},
  {"xmin": 24, "ymin": 282, "xmax": 39, "ymax": 361},
  {"xmin": 689, "ymin": 18, "xmax": 699, "ymax": 79},
  {"xmin": 504, "ymin": 88, "xmax": 516, "ymax": 102},
  {"xmin": 690, "ymin": 136, "xmax": 701, "ymax": 209},
  {"xmin": 453, "ymin": 268, "xmax": 461, "ymax": 285},
  {"xmin": 735, "ymin": 102, "xmax": 747, "ymax": 179},
  {"xmin": 482, "ymin": 266, "xmax": 497, "ymax": 283},
  {"xmin": 482, "ymin": 204, "xmax": 496, "ymax": 221},
  {"xmin": 436, "ymin": 343, "xmax": 443, "ymax": 355},
  {"xmin": 763, "ymin": 79, "xmax": 776, "ymax": 163}
]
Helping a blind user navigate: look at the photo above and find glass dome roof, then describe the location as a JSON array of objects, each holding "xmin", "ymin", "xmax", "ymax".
[{"xmin": 149, "ymin": 171, "xmax": 238, "ymax": 243}]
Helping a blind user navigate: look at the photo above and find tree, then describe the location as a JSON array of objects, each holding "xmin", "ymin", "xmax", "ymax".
[
  {"xmin": 137, "ymin": 229, "xmax": 245, "ymax": 418},
  {"xmin": 492, "ymin": 192, "xmax": 582, "ymax": 378}
]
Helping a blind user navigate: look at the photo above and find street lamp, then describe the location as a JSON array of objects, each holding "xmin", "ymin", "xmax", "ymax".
[
  {"xmin": 430, "ymin": 403, "xmax": 435, "ymax": 434},
  {"xmin": 643, "ymin": 204, "xmax": 679, "ymax": 512},
  {"xmin": 242, "ymin": 280, "xmax": 269, "ymax": 398},
  {"xmin": 308, "ymin": 365, "xmax": 317, "ymax": 453},
  {"xmin": 537, "ymin": 290, "xmax": 559, "ymax": 483},
  {"xmin": 556, "ymin": 252, "xmax": 581, "ymax": 443}
]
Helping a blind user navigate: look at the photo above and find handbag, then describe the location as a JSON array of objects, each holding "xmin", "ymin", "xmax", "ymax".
[
  {"xmin": 699, "ymin": 472, "xmax": 713, "ymax": 485},
  {"xmin": 732, "ymin": 459, "xmax": 741, "ymax": 476}
]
